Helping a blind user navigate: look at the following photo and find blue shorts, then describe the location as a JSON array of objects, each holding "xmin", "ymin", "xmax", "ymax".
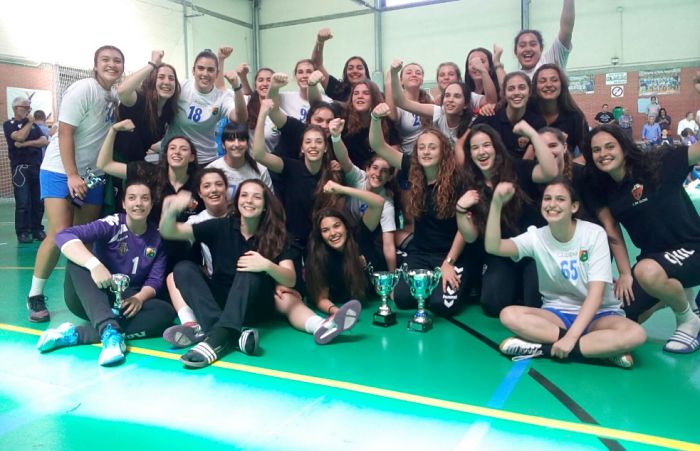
[
  {"xmin": 40, "ymin": 169, "xmax": 104, "ymax": 205},
  {"xmin": 544, "ymin": 307, "xmax": 624, "ymax": 334}
]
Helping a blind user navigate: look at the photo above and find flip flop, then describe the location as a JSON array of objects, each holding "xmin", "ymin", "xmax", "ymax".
[
  {"xmin": 663, "ymin": 330, "xmax": 700, "ymax": 354},
  {"xmin": 314, "ymin": 299, "xmax": 362, "ymax": 345},
  {"xmin": 180, "ymin": 341, "xmax": 229, "ymax": 368}
]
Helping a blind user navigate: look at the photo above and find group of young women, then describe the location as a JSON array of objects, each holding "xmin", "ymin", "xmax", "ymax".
[{"xmin": 32, "ymin": 7, "xmax": 700, "ymax": 368}]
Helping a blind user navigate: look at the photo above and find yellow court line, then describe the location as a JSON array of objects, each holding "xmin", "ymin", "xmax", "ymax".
[{"xmin": 1, "ymin": 322, "xmax": 697, "ymax": 451}]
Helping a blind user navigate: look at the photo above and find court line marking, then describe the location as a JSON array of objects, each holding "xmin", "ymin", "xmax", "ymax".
[
  {"xmin": 0, "ymin": 267, "xmax": 65, "ymax": 270},
  {"xmin": 0, "ymin": 323, "xmax": 696, "ymax": 450}
]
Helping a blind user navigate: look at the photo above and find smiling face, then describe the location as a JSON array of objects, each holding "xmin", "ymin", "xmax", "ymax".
[
  {"xmin": 516, "ymin": 32, "xmax": 542, "ymax": 70},
  {"xmin": 437, "ymin": 64, "xmax": 459, "ymax": 90},
  {"xmin": 122, "ymin": 183, "xmax": 152, "ymax": 223},
  {"xmin": 351, "ymin": 83, "xmax": 372, "ymax": 113},
  {"xmin": 590, "ymin": 131, "xmax": 626, "ymax": 180},
  {"xmin": 198, "ymin": 172, "xmax": 228, "ymax": 211},
  {"xmin": 166, "ymin": 138, "xmax": 195, "ymax": 169},
  {"xmin": 192, "ymin": 56, "xmax": 218, "ymax": 93},
  {"xmin": 536, "ymin": 68, "xmax": 562, "ymax": 101},
  {"xmin": 365, "ymin": 157, "xmax": 393, "ymax": 190},
  {"xmin": 345, "ymin": 58, "xmax": 367, "ymax": 84},
  {"xmin": 401, "ymin": 64, "xmax": 424, "ymax": 89},
  {"xmin": 237, "ymin": 181, "xmax": 265, "ymax": 219},
  {"xmin": 415, "ymin": 132, "xmax": 443, "ymax": 169},
  {"xmin": 541, "ymin": 183, "xmax": 578, "ymax": 225},
  {"xmin": 469, "ymin": 131, "xmax": 496, "ymax": 174},
  {"xmin": 504, "ymin": 74, "xmax": 530, "ymax": 110},
  {"xmin": 295, "ymin": 61, "xmax": 314, "ymax": 89},
  {"xmin": 255, "ymin": 69, "xmax": 273, "ymax": 98},
  {"xmin": 320, "ymin": 216, "xmax": 347, "ymax": 251},
  {"xmin": 223, "ymin": 134, "xmax": 249, "ymax": 162},
  {"xmin": 442, "ymin": 83, "xmax": 467, "ymax": 116},
  {"xmin": 94, "ymin": 49, "xmax": 124, "ymax": 88},
  {"xmin": 301, "ymin": 129, "xmax": 326, "ymax": 162},
  {"xmin": 155, "ymin": 66, "xmax": 177, "ymax": 100}
]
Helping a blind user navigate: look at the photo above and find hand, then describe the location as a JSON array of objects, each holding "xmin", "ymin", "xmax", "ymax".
[
  {"xmin": 67, "ymin": 173, "xmax": 87, "ymax": 199},
  {"xmin": 218, "ymin": 46, "xmax": 234, "ymax": 60},
  {"xmin": 440, "ymin": 260, "xmax": 461, "ymax": 293},
  {"xmin": 236, "ymin": 63, "xmax": 250, "ymax": 77},
  {"xmin": 90, "ymin": 263, "xmax": 112, "ymax": 289},
  {"xmin": 317, "ymin": 28, "xmax": 333, "ymax": 42},
  {"xmin": 470, "ymin": 57, "xmax": 486, "ymax": 73},
  {"xmin": 328, "ymin": 118, "xmax": 345, "ymax": 137},
  {"xmin": 237, "ymin": 251, "xmax": 271, "ymax": 273},
  {"xmin": 121, "ymin": 296, "xmax": 144, "ymax": 318},
  {"xmin": 259, "ymin": 98, "xmax": 274, "ymax": 115},
  {"xmin": 390, "ymin": 59, "xmax": 403, "ymax": 74},
  {"xmin": 162, "ymin": 190, "xmax": 193, "ymax": 215},
  {"xmin": 274, "ymin": 285, "xmax": 302, "ymax": 303},
  {"xmin": 614, "ymin": 273, "xmax": 635, "ymax": 306},
  {"xmin": 26, "ymin": 113, "xmax": 35, "ymax": 123},
  {"xmin": 493, "ymin": 44, "xmax": 503, "ymax": 63},
  {"xmin": 493, "ymin": 182, "xmax": 515, "ymax": 206},
  {"xmin": 271, "ymin": 72, "xmax": 288, "ymax": 88},
  {"xmin": 14, "ymin": 141, "xmax": 24, "ymax": 148},
  {"xmin": 150, "ymin": 50, "xmax": 164, "ymax": 66},
  {"xmin": 113, "ymin": 119, "xmax": 135, "ymax": 132},
  {"xmin": 323, "ymin": 180, "xmax": 343, "ymax": 194},
  {"xmin": 513, "ymin": 120, "xmax": 535, "ymax": 137},
  {"xmin": 224, "ymin": 71, "xmax": 239, "ymax": 87},
  {"xmin": 478, "ymin": 103, "xmax": 496, "ymax": 117},
  {"xmin": 457, "ymin": 189, "xmax": 480, "ymax": 209},
  {"xmin": 308, "ymin": 70, "xmax": 324, "ymax": 86},
  {"xmin": 551, "ymin": 335, "xmax": 577, "ymax": 359},
  {"xmin": 372, "ymin": 103, "xmax": 391, "ymax": 118}
]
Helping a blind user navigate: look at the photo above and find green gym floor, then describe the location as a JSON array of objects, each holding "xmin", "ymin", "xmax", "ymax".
[{"xmin": 0, "ymin": 202, "xmax": 698, "ymax": 451}]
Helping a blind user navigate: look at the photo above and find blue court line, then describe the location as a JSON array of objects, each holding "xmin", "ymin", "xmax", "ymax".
[{"xmin": 486, "ymin": 360, "xmax": 529, "ymax": 408}]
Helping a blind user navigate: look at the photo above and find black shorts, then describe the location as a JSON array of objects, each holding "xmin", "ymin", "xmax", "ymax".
[{"xmin": 639, "ymin": 242, "xmax": 700, "ymax": 288}]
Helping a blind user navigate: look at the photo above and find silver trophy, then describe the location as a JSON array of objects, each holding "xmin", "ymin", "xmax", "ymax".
[
  {"xmin": 110, "ymin": 273, "xmax": 130, "ymax": 317},
  {"xmin": 370, "ymin": 264, "xmax": 406, "ymax": 327},
  {"xmin": 404, "ymin": 267, "xmax": 442, "ymax": 332},
  {"xmin": 65, "ymin": 167, "xmax": 106, "ymax": 208}
]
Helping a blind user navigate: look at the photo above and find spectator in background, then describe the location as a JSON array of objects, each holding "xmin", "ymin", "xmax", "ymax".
[
  {"xmin": 659, "ymin": 129, "xmax": 674, "ymax": 147},
  {"xmin": 32, "ymin": 110, "xmax": 50, "ymax": 159},
  {"xmin": 645, "ymin": 96, "xmax": 660, "ymax": 118},
  {"xmin": 681, "ymin": 129, "xmax": 698, "ymax": 146},
  {"xmin": 2, "ymin": 96, "xmax": 47, "ymax": 244},
  {"xmin": 594, "ymin": 103, "xmax": 615, "ymax": 125},
  {"xmin": 641, "ymin": 115, "xmax": 661, "ymax": 149},
  {"xmin": 618, "ymin": 107, "xmax": 633, "ymax": 140},
  {"xmin": 677, "ymin": 112, "xmax": 698, "ymax": 139},
  {"xmin": 655, "ymin": 108, "xmax": 672, "ymax": 132}
]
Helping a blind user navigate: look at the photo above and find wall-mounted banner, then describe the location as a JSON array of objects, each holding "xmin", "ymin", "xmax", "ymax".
[
  {"xmin": 638, "ymin": 68, "xmax": 680, "ymax": 96},
  {"xmin": 569, "ymin": 74, "xmax": 595, "ymax": 94},
  {"xmin": 605, "ymin": 72, "xmax": 627, "ymax": 85}
]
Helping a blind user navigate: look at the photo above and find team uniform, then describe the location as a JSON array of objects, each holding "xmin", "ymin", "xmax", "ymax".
[
  {"xmin": 206, "ymin": 156, "xmax": 275, "ymax": 199},
  {"xmin": 343, "ymin": 122, "xmax": 400, "ymax": 169},
  {"xmin": 278, "ymin": 91, "xmax": 331, "ymax": 123},
  {"xmin": 55, "ymin": 213, "xmax": 175, "ymax": 343},
  {"xmin": 473, "ymin": 108, "xmax": 547, "ymax": 159},
  {"xmin": 395, "ymin": 107, "xmax": 424, "ymax": 155}
]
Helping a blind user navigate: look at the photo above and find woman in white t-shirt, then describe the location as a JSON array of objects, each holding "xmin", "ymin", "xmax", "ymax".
[
  {"xmin": 27, "ymin": 45, "xmax": 124, "ymax": 323},
  {"xmin": 485, "ymin": 178, "xmax": 646, "ymax": 368}
]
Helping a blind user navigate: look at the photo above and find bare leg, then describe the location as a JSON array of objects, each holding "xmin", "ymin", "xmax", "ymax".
[
  {"xmin": 32, "ymin": 198, "xmax": 73, "ymax": 280},
  {"xmin": 499, "ymin": 305, "xmax": 564, "ymax": 344},
  {"xmin": 274, "ymin": 287, "xmax": 315, "ymax": 332},
  {"xmin": 578, "ymin": 315, "xmax": 647, "ymax": 358}
]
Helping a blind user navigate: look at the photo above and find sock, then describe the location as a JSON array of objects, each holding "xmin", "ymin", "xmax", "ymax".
[
  {"xmin": 177, "ymin": 306, "xmax": 197, "ymax": 325},
  {"xmin": 305, "ymin": 315, "xmax": 324, "ymax": 334},
  {"xmin": 29, "ymin": 277, "xmax": 47, "ymax": 297},
  {"xmin": 675, "ymin": 305, "xmax": 700, "ymax": 336}
]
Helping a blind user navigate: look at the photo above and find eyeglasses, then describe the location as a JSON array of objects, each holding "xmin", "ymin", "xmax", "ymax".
[{"xmin": 16, "ymin": 105, "xmax": 31, "ymax": 110}]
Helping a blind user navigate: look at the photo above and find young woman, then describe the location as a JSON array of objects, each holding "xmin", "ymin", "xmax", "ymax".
[
  {"xmin": 306, "ymin": 180, "xmax": 384, "ymax": 315},
  {"xmin": 277, "ymin": 59, "xmax": 331, "ymax": 122},
  {"xmin": 28, "ymin": 45, "xmax": 124, "ymax": 323},
  {"xmin": 429, "ymin": 62, "xmax": 462, "ymax": 106},
  {"xmin": 240, "ymin": 67, "xmax": 280, "ymax": 153},
  {"xmin": 465, "ymin": 46, "xmax": 504, "ymax": 104},
  {"xmin": 581, "ymin": 124, "xmax": 700, "ymax": 353},
  {"xmin": 311, "ymin": 27, "xmax": 370, "ymax": 103},
  {"xmin": 486, "ymin": 178, "xmax": 646, "ymax": 368},
  {"xmin": 473, "ymin": 71, "xmax": 546, "ymax": 159},
  {"xmin": 655, "ymin": 108, "xmax": 672, "ymax": 132},
  {"xmin": 163, "ymin": 49, "xmax": 247, "ymax": 165},
  {"xmin": 36, "ymin": 180, "xmax": 176, "ymax": 366},
  {"xmin": 458, "ymin": 121, "xmax": 558, "ymax": 317},
  {"xmin": 370, "ymin": 103, "xmax": 475, "ymax": 316},
  {"xmin": 530, "ymin": 64, "xmax": 588, "ymax": 161},
  {"xmin": 162, "ymin": 173, "xmax": 361, "ymax": 349}
]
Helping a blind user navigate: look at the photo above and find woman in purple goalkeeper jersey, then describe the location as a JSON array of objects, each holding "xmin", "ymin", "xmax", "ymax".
[{"xmin": 36, "ymin": 180, "xmax": 176, "ymax": 366}]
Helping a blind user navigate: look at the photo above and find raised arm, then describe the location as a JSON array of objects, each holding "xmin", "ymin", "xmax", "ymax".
[
  {"xmin": 252, "ymin": 99, "xmax": 284, "ymax": 173},
  {"xmin": 484, "ymin": 182, "xmax": 519, "ymax": 257},
  {"xmin": 224, "ymin": 71, "xmax": 248, "ymax": 124},
  {"xmin": 558, "ymin": 0, "xmax": 576, "ymax": 49},
  {"xmin": 307, "ymin": 70, "xmax": 325, "ymax": 105},
  {"xmin": 236, "ymin": 63, "xmax": 253, "ymax": 96},
  {"xmin": 382, "ymin": 69, "xmax": 400, "ymax": 122},
  {"xmin": 96, "ymin": 120, "xmax": 132, "ymax": 179},
  {"xmin": 118, "ymin": 50, "xmax": 163, "ymax": 107},
  {"xmin": 471, "ymin": 58, "xmax": 498, "ymax": 104},
  {"xmin": 369, "ymin": 103, "xmax": 403, "ymax": 169},
  {"xmin": 216, "ymin": 46, "xmax": 233, "ymax": 90},
  {"xmin": 493, "ymin": 44, "xmax": 506, "ymax": 96},
  {"xmin": 311, "ymin": 28, "xmax": 333, "ymax": 89},
  {"xmin": 267, "ymin": 72, "xmax": 289, "ymax": 129},
  {"xmin": 323, "ymin": 180, "xmax": 384, "ymax": 231},
  {"xmin": 159, "ymin": 191, "xmax": 196, "ymax": 241},
  {"xmin": 456, "ymin": 189, "xmax": 480, "ymax": 243},
  {"xmin": 390, "ymin": 60, "xmax": 435, "ymax": 118},
  {"xmin": 516, "ymin": 120, "xmax": 558, "ymax": 182},
  {"xmin": 328, "ymin": 118, "xmax": 353, "ymax": 173}
]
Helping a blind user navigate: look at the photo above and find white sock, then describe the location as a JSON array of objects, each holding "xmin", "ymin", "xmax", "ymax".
[
  {"xmin": 29, "ymin": 277, "xmax": 47, "ymax": 297},
  {"xmin": 177, "ymin": 306, "xmax": 197, "ymax": 325},
  {"xmin": 304, "ymin": 315, "xmax": 324, "ymax": 334},
  {"xmin": 675, "ymin": 305, "xmax": 700, "ymax": 336}
]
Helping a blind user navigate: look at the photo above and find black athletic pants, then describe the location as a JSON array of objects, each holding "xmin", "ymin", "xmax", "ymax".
[{"xmin": 480, "ymin": 254, "xmax": 540, "ymax": 317}]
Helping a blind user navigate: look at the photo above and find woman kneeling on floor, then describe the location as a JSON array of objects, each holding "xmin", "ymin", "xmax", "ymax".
[
  {"xmin": 37, "ymin": 180, "xmax": 176, "ymax": 366},
  {"xmin": 485, "ymin": 178, "xmax": 646, "ymax": 368}
]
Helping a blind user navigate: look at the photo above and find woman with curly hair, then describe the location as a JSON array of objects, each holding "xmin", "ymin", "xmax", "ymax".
[
  {"xmin": 457, "ymin": 121, "xmax": 557, "ymax": 317},
  {"xmin": 370, "ymin": 103, "xmax": 476, "ymax": 317}
]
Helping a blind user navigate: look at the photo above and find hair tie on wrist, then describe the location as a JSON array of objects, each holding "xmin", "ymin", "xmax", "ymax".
[{"xmin": 148, "ymin": 61, "xmax": 158, "ymax": 69}]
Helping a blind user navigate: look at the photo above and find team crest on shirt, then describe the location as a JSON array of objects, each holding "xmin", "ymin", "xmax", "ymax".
[
  {"xmin": 631, "ymin": 183, "xmax": 644, "ymax": 201},
  {"xmin": 212, "ymin": 106, "xmax": 219, "ymax": 116},
  {"xmin": 118, "ymin": 240, "xmax": 128, "ymax": 256},
  {"xmin": 579, "ymin": 249, "xmax": 589, "ymax": 262},
  {"xmin": 145, "ymin": 247, "xmax": 157, "ymax": 258}
]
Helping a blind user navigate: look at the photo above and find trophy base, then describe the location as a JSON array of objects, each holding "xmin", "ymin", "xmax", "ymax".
[
  {"xmin": 373, "ymin": 311, "xmax": 397, "ymax": 327},
  {"xmin": 408, "ymin": 317, "xmax": 432, "ymax": 332}
]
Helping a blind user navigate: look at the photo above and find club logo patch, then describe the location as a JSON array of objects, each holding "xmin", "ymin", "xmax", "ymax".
[
  {"xmin": 579, "ymin": 250, "xmax": 589, "ymax": 262},
  {"xmin": 145, "ymin": 247, "xmax": 157, "ymax": 258},
  {"xmin": 212, "ymin": 107, "xmax": 219, "ymax": 116},
  {"xmin": 631, "ymin": 183, "xmax": 644, "ymax": 201}
]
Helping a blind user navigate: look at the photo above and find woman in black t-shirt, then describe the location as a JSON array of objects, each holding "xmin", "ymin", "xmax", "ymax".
[{"xmin": 582, "ymin": 124, "xmax": 700, "ymax": 354}]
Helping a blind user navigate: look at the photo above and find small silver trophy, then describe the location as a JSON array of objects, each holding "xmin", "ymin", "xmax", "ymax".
[
  {"xmin": 370, "ymin": 264, "xmax": 406, "ymax": 327},
  {"xmin": 404, "ymin": 267, "xmax": 442, "ymax": 332},
  {"xmin": 110, "ymin": 273, "xmax": 130, "ymax": 317},
  {"xmin": 65, "ymin": 167, "xmax": 106, "ymax": 208}
]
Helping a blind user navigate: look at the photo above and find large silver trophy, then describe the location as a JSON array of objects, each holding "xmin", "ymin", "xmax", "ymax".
[
  {"xmin": 404, "ymin": 267, "xmax": 442, "ymax": 332},
  {"xmin": 65, "ymin": 167, "xmax": 105, "ymax": 208},
  {"xmin": 370, "ymin": 264, "xmax": 406, "ymax": 327},
  {"xmin": 110, "ymin": 273, "xmax": 130, "ymax": 317}
]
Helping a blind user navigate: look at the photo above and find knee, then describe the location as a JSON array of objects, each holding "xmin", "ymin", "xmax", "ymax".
[
  {"xmin": 633, "ymin": 260, "xmax": 666, "ymax": 288},
  {"xmin": 480, "ymin": 293, "xmax": 503, "ymax": 318},
  {"xmin": 626, "ymin": 322, "xmax": 647, "ymax": 348},
  {"xmin": 499, "ymin": 306, "xmax": 520, "ymax": 329}
]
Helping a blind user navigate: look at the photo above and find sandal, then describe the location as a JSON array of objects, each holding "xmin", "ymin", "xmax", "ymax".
[
  {"xmin": 314, "ymin": 299, "xmax": 361, "ymax": 345},
  {"xmin": 663, "ymin": 330, "xmax": 700, "ymax": 354},
  {"xmin": 180, "ymin": 341, "xmax": 229, "ymax": 368}
]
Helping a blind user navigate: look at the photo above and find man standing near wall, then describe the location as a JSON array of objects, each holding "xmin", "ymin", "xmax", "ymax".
[{"xmin": 2, "ymin": 96, "xmax": 47, "ymax": 243}]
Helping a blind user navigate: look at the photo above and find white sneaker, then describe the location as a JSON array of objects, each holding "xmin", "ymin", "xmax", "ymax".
[{"xmin": 499, "ymin": 337, "xmax": 544, "ymax": 361}]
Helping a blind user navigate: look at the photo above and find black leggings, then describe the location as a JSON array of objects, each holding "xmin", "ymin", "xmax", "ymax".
[
  {"xmin": 172, "ymin": 260, "xmax": 276, "ymax": 333},
  {"xmin": 64, "ymin": 262, "xmax": 176, "ymax": 343},
  {"xmin": 480, "ymin": 255, "xmax": 540, "ymax": 317}
]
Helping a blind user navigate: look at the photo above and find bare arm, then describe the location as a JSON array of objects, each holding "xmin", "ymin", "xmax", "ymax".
[
  {"xmin": 382, "ymin": 232, "xmax": 396, "ymax": 271},
  {"xmin": 267, "ymin": 73, "xmax": 289, "ymax": 129},
  {"xmin": 484, "ymin": 183, "xmax": 519, "ymax": 257},
  {"xmin": 456, "ymin": 190, "xmax": 480, "ymax": 243},
  {"xmin": 518, "ymin": 121, "xmax": 558, "ymax": 182},
  {"xmin": 96, "ymin": 121, "xmax": 131, "ymax": 179},
  {"xmin": 328, "ymin": 118, "xmax": 353, "ymax": 173},
  {"xmin": 238, "ymin": 253, "xmax": 296, "ymax": 287},
  {"xmin": 368, "ymin": 103, "xmax": 403, "ymax": 169},
  {"xmin": 382, "ymin": 69, "xmax": 400, "ymax": 122},
  {"xmin": 471, "ymin": 58, "xmax": 498, "ymax": 104},
  {"xmin": 10, "ymin": 115, "xmax": 35, "ymax": 142},
  {"xmin": 216, "ymin": 47, "xmax": 233, "ymax": 90},
  {"xmin": 323, "ymin": 180, "xmax": 384, "ymax": 231},
  {"xmin": 597, "ymin": 207, "xmax": 634, "ymax": 304},
  {"xmin": 159, "ymin": 192, "xmax": 195, "ymax": 241},
  {"xmin": 237, "ymin": 63, "xmax": 253, "ymax": 96},
  {"xmin": 390, "ymin": 60, "xmax": 435, "ymax": 118},
  {"xmin": 16, "ymin": 136, "xmax": 48, "ymax": 148},
  {"xmin": 252, "ymin": 100, "xmax": 284, "ymax": 173},
  {"xmin": 224, "ymin": 71, "xmax": 248, "ymax": 124},
  {"xmin": 118, "ymin": 50, "xmax": 163, "ymax": 107},
  {"xmin": 558, "ymin": 0, "xmax": 576, "ymax": 49},
  {"xmin": 307, "ymin": 70, "xmax": 324, "ymax": 105},
  {"xmin": 60, "ymin": 239, "xmax": 113, "ymax": 289},
  {"xmin": 493, "ymin": 44, "xmax": 506, "ymax": 97},
  {"xmin": 311, "ymin": 28, "xmax": 332, "ymax": 89}
]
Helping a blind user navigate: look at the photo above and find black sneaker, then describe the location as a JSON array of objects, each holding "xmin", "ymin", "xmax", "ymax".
[
  {"xmin": 33, "ymin": 231, "xmax": 47, "ymax": 241},
  {"xmin": 27, "ymin": 295, "xmax": 50, "ymax": 322},
  {"xmin": 18, "ymin": 233, "xmax": 32, "ymax": 244}
]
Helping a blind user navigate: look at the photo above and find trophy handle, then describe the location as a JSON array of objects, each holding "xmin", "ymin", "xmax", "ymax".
[
  {"xmin": 431, "ymin": 266, "xmax": 442, "ymax": 291},
  {"xmin": 398, "ymin": 262, "xmax": 408, "ymax": 280}
]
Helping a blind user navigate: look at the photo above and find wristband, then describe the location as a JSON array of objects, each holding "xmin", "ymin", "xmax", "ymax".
[
  {"xmin": 445, "ymin": 257, "xmax": 456, "ymax": 266},
  {"xmin": 233, "ymin": 84, "xmax": 243, "ymax": 91},
  {"xmin": 370, "ymin": 112, "xmax": 381, "ymax": 121},
  {"xmin": 85, "ymin": 256, "xmax": 101, "ymax": 271},
  {"xmin": 327, "ymin": 304, "xmax": 337, "ymax": 315},
  {"xmin": 148, "ymin": 61, "xmax": 158, "ymax": 69},
  {"xmin": 330, "ymin": 134, "xmax": 342, "ymax": 143}
]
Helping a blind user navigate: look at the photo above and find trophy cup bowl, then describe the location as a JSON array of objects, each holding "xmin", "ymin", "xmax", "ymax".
[
  {"xmin": 65, "ymin": 167, "xmax": 105, "ymax": 208},
  {"xmin": 110, "ymin": 273, "xmax": 131, "ymax": 317},
  {"xmin": 404, "ymin": 267, "xmax": 442, "ymax": 332},
  {"xmin": 370, "ymin": 266, "xmax": 404, "ymax": 327}
]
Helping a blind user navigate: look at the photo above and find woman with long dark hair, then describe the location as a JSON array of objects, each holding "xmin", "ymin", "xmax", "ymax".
[{"xmin": 464, "ymin": 47, "xmax": 500, "ymax": 105}]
